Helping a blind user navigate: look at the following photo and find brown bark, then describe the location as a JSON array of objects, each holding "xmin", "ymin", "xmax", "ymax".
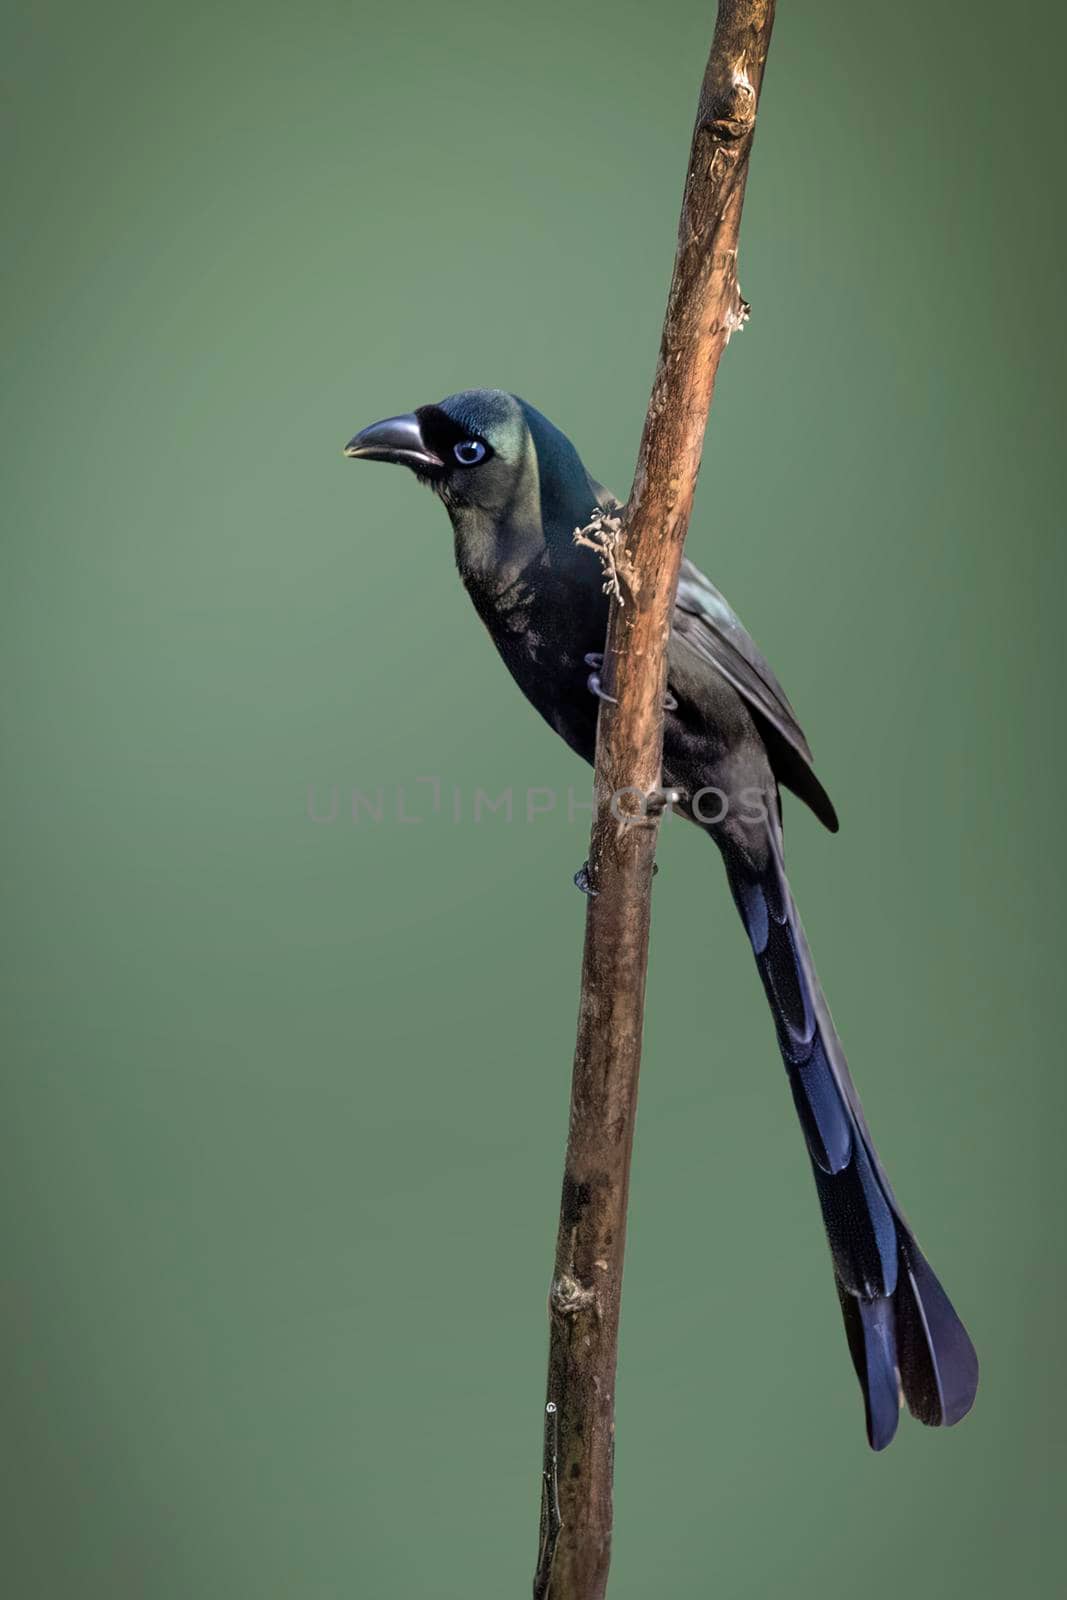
[{"xmin": 533, "ymin": 6, "xmax": 777, "ymax": 1597}]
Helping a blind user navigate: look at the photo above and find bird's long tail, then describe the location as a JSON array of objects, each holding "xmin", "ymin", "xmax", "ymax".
[{"xmin": 723, "ymin": 826, "xmax": 978, "ymax": 1450}]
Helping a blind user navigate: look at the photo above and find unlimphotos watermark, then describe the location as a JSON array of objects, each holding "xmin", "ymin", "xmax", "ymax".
[{"xmin": 305, "ymin": 778, "xmax": 769, "ymax": 827}]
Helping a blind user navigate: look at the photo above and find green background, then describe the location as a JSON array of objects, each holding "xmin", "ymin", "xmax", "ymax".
[{"xmin": 3, "ymin": 1, "xmax": 1063, "ymax": 1594}]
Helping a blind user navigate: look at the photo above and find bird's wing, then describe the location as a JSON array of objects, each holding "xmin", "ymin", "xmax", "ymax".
[
  {"xmin": 673, "ymin": 558, "xmax": 811, "ymax": 758},
  {"xmin": 583, "ymin": 486, "xmax": 837, "ymax": 829},
  {"xmin": 672, "ymin": 558, "xmax": 839, "ymax": 831}
]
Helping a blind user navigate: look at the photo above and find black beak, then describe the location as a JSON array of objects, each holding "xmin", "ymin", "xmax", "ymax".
[{"xmin": 343, "ymin": 413, "xmax": 443, "ymax": 470}]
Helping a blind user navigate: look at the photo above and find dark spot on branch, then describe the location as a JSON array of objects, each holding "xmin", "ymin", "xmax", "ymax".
[{"xmin": 561, "ymin": 1173, "xmax": 592, "ymax": 1230}]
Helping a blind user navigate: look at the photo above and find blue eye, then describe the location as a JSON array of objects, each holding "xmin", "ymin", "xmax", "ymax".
[{"xmin": 453, "ymin": 439, "xmax": 487, "ymax": 466}]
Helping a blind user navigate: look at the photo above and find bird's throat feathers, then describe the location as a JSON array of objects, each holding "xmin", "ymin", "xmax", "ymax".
[{"xmin": 446, "ymin": 398, "xmax": 605, "ymax": 610}]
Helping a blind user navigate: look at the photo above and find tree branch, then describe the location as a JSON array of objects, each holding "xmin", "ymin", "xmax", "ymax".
[{"xmin": 534, "ymin": 6, "xmax": 777, "ymax": 1597}]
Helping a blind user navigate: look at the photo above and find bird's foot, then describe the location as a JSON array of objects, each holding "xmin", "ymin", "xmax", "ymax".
[
  {"xmin": 585, "ymin": 667, "xmax": 615, "ymax": 704},
  {"xmin": 583, "ymin": 654, "xmax": 677, "ymax": 710},
  {"xmin": 573, "ymin": 861, "xmax": 598, "ymax": 896},
  {"xmin": 574, "ymin": 858, "xmax": 659, "ymax": 893},
  {"xmin": 644, "ymin": 787, "xmax": 684, "ymax": 818}
]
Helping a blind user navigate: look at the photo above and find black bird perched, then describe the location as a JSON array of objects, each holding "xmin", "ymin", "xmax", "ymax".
[{"xmin": 343, "ymin": 388, "xmax": 978, "ymax": 1450}]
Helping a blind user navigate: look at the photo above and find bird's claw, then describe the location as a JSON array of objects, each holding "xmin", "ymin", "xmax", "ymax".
[
  {"xmin": 586, "ymin": 671, "xmax": 616, "ymax": 704},
  {"xmin": 645, "ymin": 787, "xmax": 683, "ymax": 817},
  {"xmin": 573, "ymin": 861, "xmax": 598, "ymax": 896},
  {"xmin": 574, "ymin": 858, "xmax": 658, "ymax": 891},
  {"xmin": 584, "ymin": 653, "xmax": 677, "ymax": 711}
]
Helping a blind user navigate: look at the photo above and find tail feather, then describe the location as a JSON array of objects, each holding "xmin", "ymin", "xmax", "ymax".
[
  {"xmin": 896, "ymin": 1240, "xmax": 981, "ymax": 1427},
  {"xmin": 811, "ymin": 1136, "xmax": 898, "ymax": 1300},
  {"xmin": 789, "ymin": 1036, "xmax": 852, "ymax": 1174},
  {"xmin": 837, "ymin": 1286, "xmax": 901, "ymax": 1451},
  {"xmin": 725, "ymin": 835, "xmax": 978, "ymax": 1449}
]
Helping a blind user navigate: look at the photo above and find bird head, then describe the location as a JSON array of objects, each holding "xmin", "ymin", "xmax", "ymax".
[
  {"xmin": 343, "ymin": 389, "xmax": 538, "ymax": 516},
  {"xmin": 344, "ymin": 386, "xmax": 607, "ymax": 542}
]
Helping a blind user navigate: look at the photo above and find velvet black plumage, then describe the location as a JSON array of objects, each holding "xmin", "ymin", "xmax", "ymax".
[{"xmin": 344, "ymin": 388, "xmax": 979, "ymax": 1450}]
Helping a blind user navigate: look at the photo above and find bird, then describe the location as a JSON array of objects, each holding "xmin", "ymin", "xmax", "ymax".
[{"xmin": 343, "ymin": 387, "xmax": 978, "ymax": 1450}]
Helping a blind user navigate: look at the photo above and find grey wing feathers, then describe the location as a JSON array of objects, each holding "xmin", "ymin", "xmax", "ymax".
[{"xmin": 673, "ymin": 559, "xmax": 839, "ymax": 833}]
